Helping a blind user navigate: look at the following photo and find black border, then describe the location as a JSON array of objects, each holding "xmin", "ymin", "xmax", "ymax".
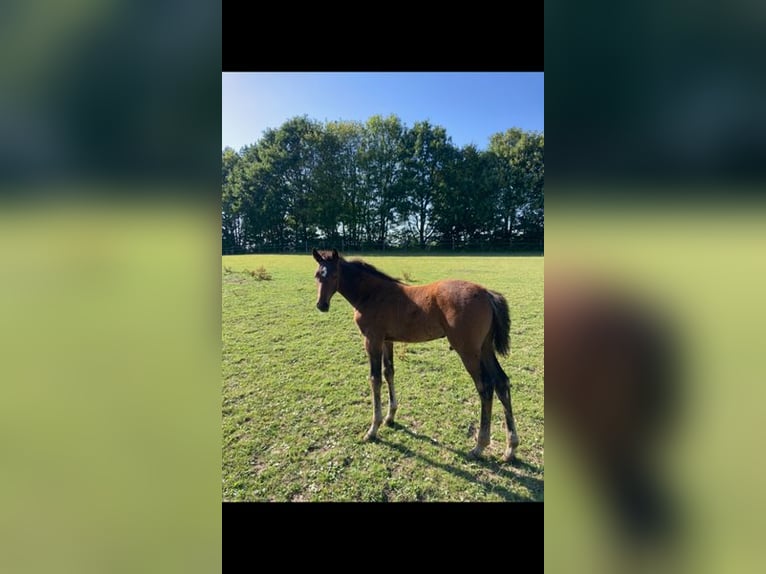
[
  {"xmin": 224, "ymin": 501, "xmax": 543, "ymax": 548},
  {"xmin": 223, "ymin": 6, "xmax": 543, "ymax": 72}
]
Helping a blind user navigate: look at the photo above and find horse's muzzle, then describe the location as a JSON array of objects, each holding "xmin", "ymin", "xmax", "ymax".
[{"xmin": 317, "ymin": 301, "xmax": 329, "ymax": 312}]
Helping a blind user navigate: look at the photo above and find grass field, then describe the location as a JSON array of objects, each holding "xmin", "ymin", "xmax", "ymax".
[{"xmin": 222, "ymin": 253, "xmax": 544, "ymax": 501}]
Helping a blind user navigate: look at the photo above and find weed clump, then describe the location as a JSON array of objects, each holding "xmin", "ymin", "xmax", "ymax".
[{"xmin": 248, "ymin": 266, "xmax": 272, "ymax": 281}]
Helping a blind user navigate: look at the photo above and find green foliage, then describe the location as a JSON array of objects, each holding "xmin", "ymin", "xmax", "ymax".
[
  {"xmin": 222, "ymin": 115, "xmax": 544, "ymax": 253},
  {"xmin": 222, "ymin": 254, "xmax": 544, "ymax": 501},
  {"xmin": 489, "ymin": 129, "xmax": 545, "ymax": 248},
  {"xmin": 399, "ymin": 121, "xmax": 452, "ymax": 248},
  {"xmin": 359, "ymin": 115, "xmax": 407, "ymax": 247}
]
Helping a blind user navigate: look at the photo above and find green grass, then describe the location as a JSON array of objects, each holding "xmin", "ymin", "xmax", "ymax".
[{"xmin": 222, "ymin": 253, "xmax": 543, "ymax": 501}]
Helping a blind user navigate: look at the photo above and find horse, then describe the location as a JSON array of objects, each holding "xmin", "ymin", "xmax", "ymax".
[
  {"xmin": 546, "ymin": 269, "xmax": 679, "ymax": 540},
  {"xmin": 312, "ymin": 248, "xmax": 519, "ymax": 462}
]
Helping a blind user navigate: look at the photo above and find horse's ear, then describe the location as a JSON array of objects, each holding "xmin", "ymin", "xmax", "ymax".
[
  {"xmin": 331, "ymin": 249, "xmax": 339, "ymax": 261},
  {"xmin": 312, "ymin": 248, "xmax": 323, "ymax": 263}
]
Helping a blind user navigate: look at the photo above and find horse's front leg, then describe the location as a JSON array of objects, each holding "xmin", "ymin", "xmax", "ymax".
[
  {"xmin": 383, "ymin": 341, "xmax": 397, "ymax": 426},
  {"xmin": 363, "ymin": 337, "xmax": 384, "ymax": 441}
]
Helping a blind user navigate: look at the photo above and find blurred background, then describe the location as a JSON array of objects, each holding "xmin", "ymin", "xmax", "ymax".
[
  {"xmin": 546, "ymin": 0, "xmax": 766, "ymax": 572},
  {"xmin": 0, "ymin": 1, "xmax": 221, "ymax": 573},
  {"xmin": 2, "ymin": 0, "xmax": 766, "ymax": 570}
]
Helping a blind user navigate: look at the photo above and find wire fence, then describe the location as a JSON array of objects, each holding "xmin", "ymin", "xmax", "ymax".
[{"xmin": 222, "ymin": 238, "xmax": 543, "ymax": 256}]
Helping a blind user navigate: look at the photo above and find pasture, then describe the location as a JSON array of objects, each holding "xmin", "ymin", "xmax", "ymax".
[{"xmin": 222, "ymin": 253, "xmax": 544, "ymax": 501}]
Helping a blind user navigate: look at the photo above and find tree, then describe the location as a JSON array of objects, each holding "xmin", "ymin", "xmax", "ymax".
[
  {"xmin": 222, "ymin": 115, "xmax": 543, "ymax": 254},
  {"xmin": 358, "ymin": 115, "xmax": 406, "ymax": 249},
  {"xmin": 433, "ymin": 144, "xmax": 500, "ymax": 250},
  {"xmin": 401, "ymin": 121, "xmax": 454, "ymax": 248},
  {"xmin": 238, "ymin": 139, "xmax": 287, "ymax": 250},
  {"xmin": 310, "ymin": 121, "xmax": 361, "ymax": 247},
  {"xmin": 325, "ymin": 120, "xmax": 365, "ymax": 250},
  {"xmin": 221, "ymin": 146, "xmax": 244, "ymax": 253},
  {"xmin": 255, "ymin": 116, "xmax": 323, "ymax": 251},
  {"xmin": 513, "ymin": 132, "xmax": 544, "ymax": 249},
  {"xmin": 488, "ymin": 128, "xmax": 544, "ymax": 250}
]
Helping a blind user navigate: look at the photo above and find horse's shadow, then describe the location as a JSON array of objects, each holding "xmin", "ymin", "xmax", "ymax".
[{"xmin": 376, "ymin": 422, "xmax": 544, "ymax": 501}]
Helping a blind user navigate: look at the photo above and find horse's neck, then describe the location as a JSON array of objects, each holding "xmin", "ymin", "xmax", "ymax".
[{"xmin": 338, "ymin": 262, "xmax": 394, "ymax": 310}]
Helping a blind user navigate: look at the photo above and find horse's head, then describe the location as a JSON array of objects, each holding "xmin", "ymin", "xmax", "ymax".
[{"xmin": 312, "ymin": 248, "xmax": 340, "ymax": 312}]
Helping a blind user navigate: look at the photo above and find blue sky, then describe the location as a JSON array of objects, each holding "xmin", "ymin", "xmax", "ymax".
[{"xmin": 222, "ymin": 72, "xmax": 543, "ymax": 152}]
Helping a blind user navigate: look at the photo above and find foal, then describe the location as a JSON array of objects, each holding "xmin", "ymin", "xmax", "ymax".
[{"xmin": 312, "ymin": 248, "xmax": 519, "ymax": 462}]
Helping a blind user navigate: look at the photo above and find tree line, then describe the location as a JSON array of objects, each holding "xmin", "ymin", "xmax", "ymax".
[{"xmin": 222, "ymin": 114, "xmax": 543, "ymax": 254}]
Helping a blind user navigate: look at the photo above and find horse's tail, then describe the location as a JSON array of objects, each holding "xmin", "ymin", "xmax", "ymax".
[{"xmin": 487, "ymin": 290, "xmax": 511, "ymax": 357}]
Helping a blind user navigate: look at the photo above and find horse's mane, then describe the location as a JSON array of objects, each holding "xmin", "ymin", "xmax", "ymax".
[{"xmin": 344, "ymin": 258, "xmax": 403, "ymax": 284}]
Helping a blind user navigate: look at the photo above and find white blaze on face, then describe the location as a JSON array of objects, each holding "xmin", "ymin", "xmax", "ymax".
[{"xmin": 320, "ymin": 266, "xmax": 328, "ymax": 279}]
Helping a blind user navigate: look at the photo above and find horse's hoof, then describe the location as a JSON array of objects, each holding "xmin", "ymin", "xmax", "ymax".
[
  {"xmin": 501, "ymin": 449, "xmax": 516, "ymax": 463},
  {"xmin": 363, "ymin": 432, "xmax": 378, "ymax": 442},
  {"xmin": 384, "ymin": 416, "xmax": 396, "ymax": 427},
  {"xmin": 467, "ymin": 447, "xmax": 484, "ymax": 460}
]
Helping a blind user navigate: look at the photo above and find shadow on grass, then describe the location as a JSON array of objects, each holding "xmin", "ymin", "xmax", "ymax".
[{"xmin": 377, "ymin": 423, "xmax": 544, "ymax": 501}]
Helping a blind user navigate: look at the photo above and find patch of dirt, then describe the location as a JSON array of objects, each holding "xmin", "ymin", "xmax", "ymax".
[{"xmin": 249, "ymin": 459, "xmax": 267, "ymax": 476}]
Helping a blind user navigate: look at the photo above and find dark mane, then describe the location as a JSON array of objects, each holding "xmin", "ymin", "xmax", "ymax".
[{"xmin": 346, "ymin": 258, "xmax": 403, "ymax": 284}]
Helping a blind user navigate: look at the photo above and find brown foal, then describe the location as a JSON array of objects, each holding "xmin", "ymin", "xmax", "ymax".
[{"xmin": 313, "ymin": 248, "xmax": 519, "ymax": 462}]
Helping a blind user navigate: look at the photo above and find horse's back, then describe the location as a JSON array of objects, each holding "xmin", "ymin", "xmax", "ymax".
[
  {"xmin": 423, "ymin": 280, "xmax": 495, "ymax": 341},
  {"xmin": 430, "ymin": 279, "xmax": 492, "ymax": 309}
]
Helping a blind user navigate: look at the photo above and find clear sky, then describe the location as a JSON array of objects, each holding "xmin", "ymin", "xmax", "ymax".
[{"xmin": 222, "ymin": 72, "xmax": 543, "ymax": 152}]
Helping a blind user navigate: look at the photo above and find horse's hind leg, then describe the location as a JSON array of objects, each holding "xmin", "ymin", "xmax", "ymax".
[
  {"xmin": 492, "ymin": 356, "xmax": 520, "ymax": 462},
  {"xmin": 383, "ymin": 341, "xmax": 397, "ymax": 426},
  {"xmin": 471, "ymin": 365, "xmax": 494, "ymax": 459},
  {"xmin": 454, "ymin": 344, "xmax": 494, "ymax": 459}
]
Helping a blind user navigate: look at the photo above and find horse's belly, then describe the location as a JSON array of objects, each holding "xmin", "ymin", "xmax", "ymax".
[
  {"xmin": 387, "ymin": 331, "xmax": 445, "ymax": 343},
  {"xmin": 385, "ymin": 314, "xmax": 445, "ymax": 342}
]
